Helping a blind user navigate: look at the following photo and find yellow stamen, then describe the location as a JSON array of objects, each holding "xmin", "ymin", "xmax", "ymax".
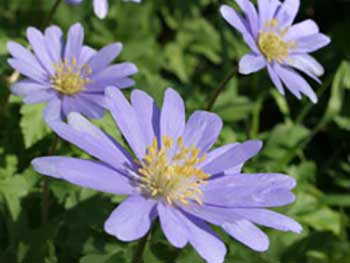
[
  {"xmin": 51, "ymin": 57, "xmax": 91, "ymax": 95},
  {"xmin": 137, "ymin": 136, "xmax": 209, "ymax": 206},
  {"xmin": 258, "ymin": 19, "xmax": 296, "ymax": 63}
]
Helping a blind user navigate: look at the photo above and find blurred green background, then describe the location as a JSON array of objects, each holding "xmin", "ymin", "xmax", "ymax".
[{"xmin": 0, "ymin": 0, "xmax": 349, "ymax": 262}]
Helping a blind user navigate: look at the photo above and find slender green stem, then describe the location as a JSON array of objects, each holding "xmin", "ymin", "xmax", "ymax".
[
  {"xmin": 274, "ymin": 76, "xmax": 333, "ymax": 170},
  {"xmin": 1, "ymin": 93, "xmax": 10, "ymax": 115},
  {"xmin": 270, "ymin": 89, "xmax": 292, "ymax": 125},
  {"xmin": 206, "ymin": 67, "xmax": 237, "ymax": 111},
  {"xmin": 43, "ymin": 0, "xmax": 63, "ymax": 27},
  {"xmin": 250, "ymin": 91, "xmax": 268, "ymax": 138},
  {"xmin": 132, "ymin": 231, "xmax": 151, "ymax": 263},
  {"xmin": 272, "ymin": 72, "xmax": 335, "ymax": 170},
  {"xmin": 42, "ymin": 134, "xmax": 59, "ymax": 224}
]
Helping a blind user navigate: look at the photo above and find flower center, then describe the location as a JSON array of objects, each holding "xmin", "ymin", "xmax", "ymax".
[
  {"xmin": 137, "ymin": 136, "xmax": 209, "ymax": 206},
  {"xmin": 258, "ymin": 19, "xmax": 295, "ymax": 63},
  {"xmin": 51, "ymin": 57, "xmax": 92, "ymax": 95}
]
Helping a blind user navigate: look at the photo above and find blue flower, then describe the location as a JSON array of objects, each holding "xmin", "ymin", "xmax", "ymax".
[
  {"xmin": 33, "ymin": 87, "xmax": 301, "ymax": 263},
  {"xmin": 220, "ymin": 0, "xmax": 331, "ymax": 103},
  {"xmin": 7, "ymin": 23, "xmax": 137, "ymax": 121}
]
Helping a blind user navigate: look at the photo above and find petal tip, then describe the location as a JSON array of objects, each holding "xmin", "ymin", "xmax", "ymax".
[
  {"xmin": 165, "ymin": 87, "xmax": 180, "ymax": 97},
  {"xmin": 311, "ymin": 96, "xmax": 318, "ymax": 104},
  {"xmin": 6, "ymin": 41, "xmax": 15, "ymax": 52},
  {"xmin": 294, "ymin": 223, "xmax": 303, "ymax": 234},
  {"xmin": 114, "ymin": 42, "xmax": 123, "ymax": 50},
  {"xmin": 248, "ymin": 140, "xmax": 264, "ymax": 154},
  {"xmin": 323, "ymin": 35, "xmax": 331, "ymax": 46},
  {"xmin": 31, "ymin": 157, "xmax": 55, "ymax": 176},
  {"xmin": 26, "ymin": 26, "xmax": 36, "ymax": 35},
  {"xmin": 71, "ymin": 22, "xmax": 83, "ymax": 29},
  {"xmin": 130, "ymin": 63, "xmax": 138, "ymax": 74},
  {"xmin": 31, "ymin": 157, "xmax": 40, "ymax": 169},
  {"xmin": 219, "ymin": 4, "xmax": 232, "ymax": 16}
]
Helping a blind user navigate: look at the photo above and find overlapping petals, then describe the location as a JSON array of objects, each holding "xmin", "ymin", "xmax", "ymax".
[
  {"xmin": 32, "ymin": 88, "xmax": 301, "ymax": 263},
  {"xmin": 220, "ymin": 0, "xmax": 331, "ymax": 103},
  {"xmin": 7, "ymin": 23, "xmax": 137, "ymax": 121}
]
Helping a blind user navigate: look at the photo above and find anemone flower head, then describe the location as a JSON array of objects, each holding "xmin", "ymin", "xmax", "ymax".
[
  {"xmin": 65, "ymin": 0, "xmax": 142, "ymax": 19},
  {"xmin": 220, "ymin": 0, "xmax": 331, "ymax": 103},
  {"xmin": 32, "ymin": 88, "xmax": 302, "ymax": 263},
  {"xmin": 7, "ymin": 23, "xmax": 137, "ymax": 121}
]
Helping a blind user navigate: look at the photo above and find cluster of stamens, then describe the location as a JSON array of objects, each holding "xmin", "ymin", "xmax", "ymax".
[
  {"xmin": 258, "ymin": 19, "xmax": 296, "ymax": 63},
  {"xmin": 51, "ymin": 57, "xmax": 92, "ymax": 95},
  {"xmin": 137, "ymin": 136, "xmax": 209, "ymax": 206}
]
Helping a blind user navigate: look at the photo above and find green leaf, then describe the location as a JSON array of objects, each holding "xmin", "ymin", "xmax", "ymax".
[
  {"xmin": 320, "ymin": 194, "xmax": 350, "ymax": 207},
  {"xmin": 0, "ymin": 153, "xmax": 33, "ymax": 221},
  {"xmin": 292, "ymin": 190, "xmax": 343, "ymax": 236},
  {"xmin": 20, "ymin": 103, "xmax": 51, "ymax": 148},
  {"xmin": 176, "ymin": 246, "xmax": 204, "ymax": 263},
  {"xmin": 163, "ymin": 18, "xmax": 221, "ymax": 83},
  {"xmin": 215, "ymin": 96, "xmax": 253, "ymax": 122},
  {"xmin": 299, "ymin": 208, "xmax": 342, "ymax": 236},
  {"xmin": 45, "ymin": 240, "xmax": 58, "ymax": 263},
  {"xmin": 282, "ymin": 232, "xmax": 350, "ymax": 263},
  {"xmin": 334, "ymin": 116, "xmax": 350, "ymax": 130},
  {"xmin": 21, "ymin": 223, "xmax": 59, "ymax": 263},
  {"xmin": 323, "ymin": 61, "xmax": 350, "ymax": 123},
  {"xmin": 164, "ymin": 42, "xmax": 197, "ymax": 83},
  {"xmin": 0, "ymin": 179, "xmax": 26, "ymax": 220},
  {"xmin": 144, "ymin": 241, "xmax": 180, "ymax": 263},
  {"xmin": 262, "ymin": 123, "xmax": 310, "ymax": 160},
  {"xmin": 0, "ymin": 174, "xmax": 32, "ymax": 220},
  {"xmin": 0, "ymin": 152, "xmax": 18, "ymax": 179},
  {"xmin": 212, "ymin": 77, "xmax": 254, "ymax": 122},
  {"xmin": 287, "ymin": 161, "xmax": 317, "ymax": 183},
  {"xmin": 80, "ymin": 252, "xmax": 126, "ymax": 263}
]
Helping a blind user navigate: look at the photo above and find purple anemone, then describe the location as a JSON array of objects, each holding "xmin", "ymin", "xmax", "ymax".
[
  {"xmin": 32, "ymin": 88, "xmax": 301, "ymax": 263},
  {"xmin": 220, "ymin": 0, "xmax": 331, "ymax": 103},
  {"xmin": 7, "ymin": 23, "xmax": 137, "ymax": 121},
  {"xmin": 65, "ymin": 0, "xmax": 142, "ymax": 19}
]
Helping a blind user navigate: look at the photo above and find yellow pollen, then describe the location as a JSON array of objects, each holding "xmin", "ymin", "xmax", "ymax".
[
  {"xmin": 51, "ymin": 57, "xmax": 92, "ymax": 95},
  {"xmin": 258, "ymin": 19, "xmax": 296, "ymax": 63},
  {"xmin": 137, "ymin": 136, "xmax": 209, "ymax": 206}
]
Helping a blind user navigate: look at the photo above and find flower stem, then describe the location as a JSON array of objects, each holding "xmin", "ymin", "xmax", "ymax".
[
  {"xmin": 42, "ymin": 134, "xmax": 59, "ymax": 224},
  {"xmin": 250, "ymin": 91, "xmax": 268, "ymax": 138},
  {"xmin": 132, "ymin": 231, "xmax": 151, "ymax": 263},
  {"xmin": 206, "ymin": 66, "xmax": 237, "ymax": 111},
  {"xmin": 1, "ymin": 93, "xmax": 10, "ymax": 115},
  {"xmin": 43, "ymin": 0, "xmax": 63, "ymax": 27}
]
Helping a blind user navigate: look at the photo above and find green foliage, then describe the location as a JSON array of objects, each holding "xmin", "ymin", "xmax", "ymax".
[
  {"xmin": 0, "ymin": 0, "xmax": 349, "ymax": 262},
  {"xmin": 323, "ymin": 61, "xmax": 350, "ymax": 124},
  {"xmin": 20, "ymin": 103, "xmax": 50, "ymax": 149}
]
